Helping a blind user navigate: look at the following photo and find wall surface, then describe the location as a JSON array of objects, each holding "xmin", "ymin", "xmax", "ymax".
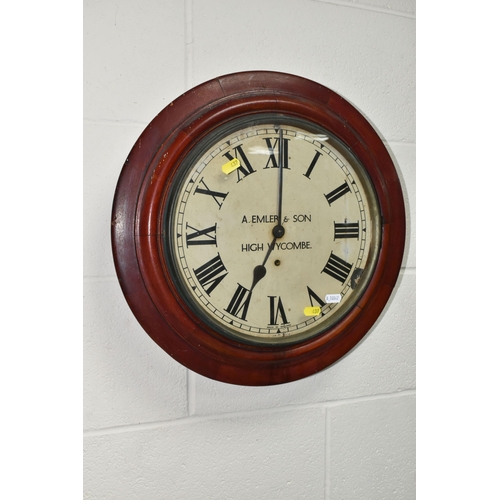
[{"xmin": 83, "ymin": 0, "xmax": 416, "ymax": 498}]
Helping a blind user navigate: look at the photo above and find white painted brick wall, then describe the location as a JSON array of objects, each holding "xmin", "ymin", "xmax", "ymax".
[{"xmin": 83, "ymin": 0, "xmax": 416, "ymax": 498}]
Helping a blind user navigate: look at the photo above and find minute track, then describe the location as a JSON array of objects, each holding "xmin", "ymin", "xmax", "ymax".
[{"xmin": 169, "ymin": 118, "xmax": 378, "ymax": 344}]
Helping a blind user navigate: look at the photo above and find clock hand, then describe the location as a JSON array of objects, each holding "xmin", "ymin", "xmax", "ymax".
[
  {"xmin": 250, "ymin": 128, "xmax": 285, "ymax": 291},
  {"xmin": 250, "ymin": 236, "xmax": 276, "ymax": 291},
  {"xmin": 272, "ymin": 128, "xmax": 285, "ymax": 239}
]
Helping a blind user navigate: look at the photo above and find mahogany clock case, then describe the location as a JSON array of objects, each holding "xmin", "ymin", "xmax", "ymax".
[{"xmin": 111, "ymin": 71, "xmax": 406, "ymax": 386}]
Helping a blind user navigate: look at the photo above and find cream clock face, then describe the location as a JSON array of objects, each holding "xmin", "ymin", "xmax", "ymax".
[{"xmin": 164, "ymin": 115, "xmax": 381, "ymax": 345}]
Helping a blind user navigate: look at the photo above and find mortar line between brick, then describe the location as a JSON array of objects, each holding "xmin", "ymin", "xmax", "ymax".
[
  {"xmin": 187, "ymin": 369, "xmax": 196, "ymax": 416},
  {"xmin": 184, "ymin": 0, "xmax": 193, "ymax": 90},
  {"xmin": 324, "ymin": 408, "xmax": 331, "ymax": 500},
  {"xmin": 311, "ymin": 0, "xmax": 415, "ymax": 19},
  {"xmin": 83, "ymin": 389, "xmax": 415, "ymax": 438}
]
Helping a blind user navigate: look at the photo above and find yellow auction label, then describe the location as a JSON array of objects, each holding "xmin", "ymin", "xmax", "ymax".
[
  {"xmin": 222, "ymin": 158, "xmax": 240, "ymax": 174},
  {"xmin": 303, "ymin": 306, "xmax": 321, "ymax": 316}
]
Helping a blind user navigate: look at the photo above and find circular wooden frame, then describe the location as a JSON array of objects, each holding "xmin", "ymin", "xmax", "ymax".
[{"xmin": 111, "ymin": 71, "xmax": 405, "ymax": 386}]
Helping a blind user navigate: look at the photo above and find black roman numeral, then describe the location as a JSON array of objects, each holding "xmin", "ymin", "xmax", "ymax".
[
  {"xmin": 225, "ymin": 284, "xmax": 252, "ymax": 321},
  {"xmin": 325, "ymin": 181, "xmax": 351, "ymax": 205},
  {"xmin": 194, "ymin": 178, "xmax": 228, "ymax": 209},
  {"xmin": 268, "ymin": 296, "xmax": 289, "ymax": 326},
  {"xmin": 185, "ymin": 223, "xmax": 217, "ymax": 247},
  {"xmin": 303, "ymin": 150, "xmax": 322, "ymax": 179},
  {"xmin": 334, "ymin": 221, "xmax": 360, "ymax": 240},
  {"xmin": 322, "ymin": 252, "xmax": 353, "ymax": 284},
  {"xmin": 223, "ymin": 145, "xmax": 255, "ymax": 182},
  {"xmin": 192, "ymin": 254, "xmax": 228, "ymax": 295},
  {"xmin": 263, "ymin": 137, "xmax": 290, "ymax": 170},
  {"xmin": 306, "ymin": 286, "xmax": 326, "ymax": 310}
]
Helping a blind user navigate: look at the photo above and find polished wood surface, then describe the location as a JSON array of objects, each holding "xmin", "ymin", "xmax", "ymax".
[{"xmin": 111, "ymin": 71, "xmax": 406, "ymax": 385}]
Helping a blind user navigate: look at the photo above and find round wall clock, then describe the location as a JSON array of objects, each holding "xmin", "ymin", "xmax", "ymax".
[{"xmin": 111, "ymin": 71, "xmax": 405, "ymax": 386}]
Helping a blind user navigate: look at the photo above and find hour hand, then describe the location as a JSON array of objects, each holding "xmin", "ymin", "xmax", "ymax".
[
  {"xmin": 250, "ymin": 236, "xmax": 276, "ymax": 291},
  {"xmin": 250, "ymin": 264, "xmax": 267, "ymax": 292}
]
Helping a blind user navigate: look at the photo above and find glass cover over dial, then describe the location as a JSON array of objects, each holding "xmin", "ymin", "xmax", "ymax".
[{"xmin": 163, "ymin": 115, "xmax": 381, "ymax": 345}]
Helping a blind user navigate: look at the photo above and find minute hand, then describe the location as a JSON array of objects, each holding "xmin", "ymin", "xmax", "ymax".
[
  {"xmin": 273, "ymin": 128, "xmax": 285, "ymax": 239},
  {"xmin": 250, "ymin": 128, "xmax": 286, "ymax": 291}
]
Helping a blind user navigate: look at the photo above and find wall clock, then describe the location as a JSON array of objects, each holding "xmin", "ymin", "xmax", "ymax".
[{"xmin": 111, "ymin": 71, "xmax": 405, "ymax": 386}]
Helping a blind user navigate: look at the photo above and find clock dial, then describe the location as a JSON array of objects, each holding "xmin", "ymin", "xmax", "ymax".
[{"xmin": 163, "ymin": 116, "xmax": 381, "ymax": 345}]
